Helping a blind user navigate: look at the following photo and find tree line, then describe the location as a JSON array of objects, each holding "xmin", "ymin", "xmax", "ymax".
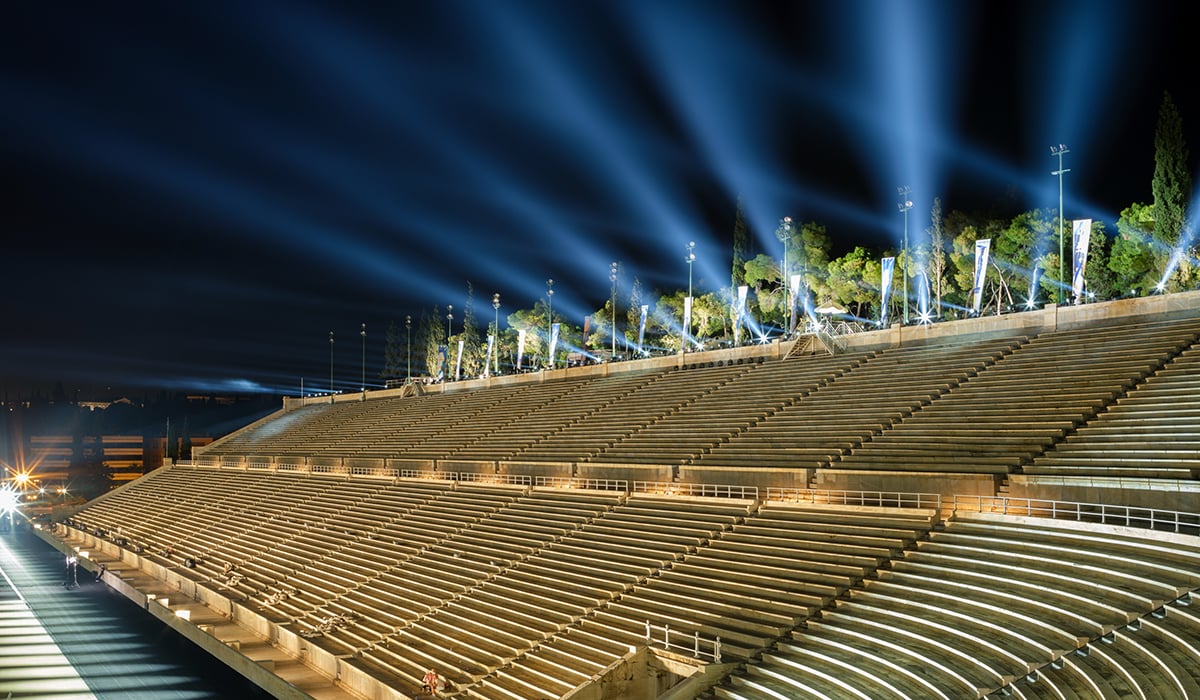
[{"xmin": 381, "ymin": 93, "xmax": 1193, "ymax": 381}]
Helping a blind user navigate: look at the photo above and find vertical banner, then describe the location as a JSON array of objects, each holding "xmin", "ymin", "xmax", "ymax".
[
  {"xmin": 880, "ymin": 256, "xmax": 895, "ymax": 326},
  {"xmin": 637, "ymin": 304, "xmax": 648, "ymax": 354},
  {"xmin": 516, "ymin": 328, "xmax": 526, "ymax": 370},
  {"xmin": 789, "ymin": 274, "xmax": 802, "ymax": 333},
  {"xmin": 972, "ymin": 238, "xmax": 991, "ymax": 314},
  {"xmin": 548, "ymin": 322, "xmax": 560, "ymax": 368},
  {"xmin": 582, "ymin": 315, "xmax": 592, "ymax": 348},
  {"xmin": 735, "ymin": 285, "xmax": 748, "ymax": 346},
  {"xmin": 485, "ymin": 333, "xmax": 495, "ymax": 377},
  {"xmin": 682, "ymin": 295, "xmax": 693, "ymax": 348},
  {"xmin": 454, "ymin": 340, "xmax": 464, "ymax": 381},
  {"xmin": 1072, "ymin": 218, "xmax": 1092, "ymax": 303},
  {"xmin": 438, "ymin": 345, "xmax": 448, "ymax": 380}
]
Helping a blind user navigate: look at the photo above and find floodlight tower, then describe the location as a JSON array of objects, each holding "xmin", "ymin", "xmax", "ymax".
[
  {"xmin": 545, "ymin": 279, "xmax": 555, "ymax": 368},
  {"xmin": 1051, "ymin": 144, "xmax": 1070, "ymax": 304},
  {"xmin": 776, "ymin": 217, "xmax": 793, "ymax": 335},
  {"xmin": 492, "ymin": 292, "xmax": 501, "ymax": 376},
  {"xmin": 360, "ymin": 323, "xmax": 366, "ymax": 399},
  {"xmin": 405, "ymin": 315, "xmax": 412, "ymax": 381},
  {"xmin": 445, "ymin": 305, "xmax": 454, "ymax": 381},
  {"xmin": 609, "ymin": 262, "xmax": 619, "ymax": 360},
  {"xmin": 898, "ymin": 187, "xmax": 913, "ymax": 324},
  {"xmin": 684, "ymin": 241, "xmax": 696, "ymax": 352}
]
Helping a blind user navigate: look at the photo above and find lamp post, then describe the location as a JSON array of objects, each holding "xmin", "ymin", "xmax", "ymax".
[
  {"xmin": 328, "ymin": 331, "xmax": 334, "ymax": 403},
  {"xmin": 684, "ymin": 241, "xmax": 695, "ymax": 352},
  {"xmin": 776, "ymin": 217, "xmax": 792, "ymax": 335},
  {"xmin": 1051, "ymin": 144, "xmax": 1070, "ymax": 304},
  {"xmin": 360, "ymin": 323, "xmax": 366, "ymax": 399},
  {"xmin": 445, "ymin": 305, "xmax": 453, "ymax": 381},
  {"xmin": 898, "ymin": 187, "xmax": 913, "ymax": 324},
  {"xmin": 545, "ymin": 279, "xmax": 555, "ymax": 368},
  {"xmin": 492, "ymin": 292, "xmax": 501, "ymax": 376},
  {"xmin": 405, "ymin": 315, "xmax": 412, "ymax": 381},
  {"xmin": 609, "ymin": 262, "xmax": 619, "ymax": 360}
]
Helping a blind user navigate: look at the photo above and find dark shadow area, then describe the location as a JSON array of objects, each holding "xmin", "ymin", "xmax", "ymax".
[{"xmin": 2, "ymin": 526, "xmax": 268, "ymax": 699}]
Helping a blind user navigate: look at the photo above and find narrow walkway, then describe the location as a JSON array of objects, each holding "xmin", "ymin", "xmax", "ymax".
[{"xmin": 0, "ymin": 525, "xmax": 266, "ymax": 699}]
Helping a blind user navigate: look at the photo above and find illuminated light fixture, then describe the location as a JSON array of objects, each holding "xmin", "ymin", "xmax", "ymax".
[
  {"xmin": 545, "ymin": 279, "xmax": 554, "ymax": 368},
  {"xmin": 405, "ymin": 315, "xmax": 412, "ymax": 381},
  {"xmin": 898, "ymin": 187, "xmax": 913, "ymax": 324},
  {"xmin": 1155, "ymin": 281, "xmax": 1167, "ymax": 293},
  {"xmin": 776, "ymin": 217, "xmax": 793, "ymax": 335},
  {"xmin": 1051, "ymin": 144, "xmax": 1070, "ymax": 304},
  {"xmin": 683, "ymin": 242, "xmax": 695, "ymax": 352},
  {"xmin": 609, "ymin": 262, "xmax": 619, "ymax": 360},
  {"xmin": 491, "ymin": 293, "xmax": 501, "ymax": 376}
]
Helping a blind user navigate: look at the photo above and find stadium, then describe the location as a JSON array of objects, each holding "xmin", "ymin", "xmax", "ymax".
[{"xmin": 29, "ymin": 290, "xmax": 1200, "ymax": 699}]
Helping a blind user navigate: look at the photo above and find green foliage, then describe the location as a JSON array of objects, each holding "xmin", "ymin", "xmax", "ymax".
[{"xmin": 1110, "ymin": 203, "xmax": 1159, "ymax": 294}]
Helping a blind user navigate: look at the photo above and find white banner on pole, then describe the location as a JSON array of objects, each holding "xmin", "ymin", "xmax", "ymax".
[
  {"xmin": 682, "ymin": 295, "xmax": 693, "ymax": 347},
  {"xmin": 637, "ymin": 304, "xmax": 648, "ymax": 355},
  {"xmin": 972, "ymin": 238, "xmax": 991, "ymax": 313},
  {"xmin": 454, "ymin": 339, "xmax": 464, "ymax": 381},
  {"xmin": 1072, "ymin": 218, "xmax": 1092, "ymax": 303},
  {"xmin": 789, "ymin": 274, "xmax": 802, "ymax": 332},
  {"xmin": 516, "ymin": 329, "xmax": 526, "ymax": 370},
  {"xmin": 548, "ymin": 322, "xmax": 560, "ymax": 368},
  {"xmin": 485, "ymin": 334, "xmax": 495, "ymax": 377},
  {"xmin": 880, "ymin": 257, "xmax": 895, "ymax": 326},
  {"xmin": 735, "ymin": 285, "xmax": 748, "ymax": 345}
]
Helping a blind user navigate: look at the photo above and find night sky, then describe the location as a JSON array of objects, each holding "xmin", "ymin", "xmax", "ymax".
[{"xmin": 2, "ymin": 0, "xmax": 1196, "ymax": 397}]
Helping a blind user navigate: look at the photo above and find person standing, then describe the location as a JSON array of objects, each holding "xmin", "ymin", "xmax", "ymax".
[{"xmin": 421, "ymin": 668, "xmax": 440, "ymax": 695}]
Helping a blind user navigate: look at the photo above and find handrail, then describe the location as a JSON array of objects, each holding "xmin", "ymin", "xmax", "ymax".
[
  {"xmin": 633, "ymin": 481, "xmax": 758, "ymax": 500},
  {"xmin": 953, "ymin": 495, "xmax": 1200, "ymax": 535},
  {"xmin": 767, "ymin": 487, "xmax": 942, "ymax": 510},
  {"xmin": 645, "ymin": 621, "xmax": 721, "ymax": 663}
]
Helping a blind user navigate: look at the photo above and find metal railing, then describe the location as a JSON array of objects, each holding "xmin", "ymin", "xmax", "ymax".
[
  {"xmin": 645, "ymin": 621, "xmax": 721, "ymax": 663},
  {"xmin": 633, "ymin": 481, "xmax": 758, "ymax": 500},
  {"xmin": 766, "ymin": 487, "xmax": 942, "ymax": 510},
  {"xmin": 953, "ymin": 495, "xmax": 1200, "ymax": 535}
]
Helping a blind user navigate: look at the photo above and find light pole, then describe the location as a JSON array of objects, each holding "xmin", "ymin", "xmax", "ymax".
[
  {"xmin": 360, "ymin": 323, "xmax": 366, "ymax": 399},
  {"xmin": 684, "ymin": 241, "xmax": 695, "ymax": 351},
  {"xmin": 609, "ymin": 262, "xmax": 619, "ymax": 360},
  {"xmin": 328, "ymin": 331, "xmax": 334, "ymax": 403},
  {"xmin": 445, "ymin": 305, "xmax": 453, "ymax": 381},
  {"xmin": 405, "ymin": 315, "xmax": 412, "ymax": 382},
  {"xmin": 492, "ymin": 292, "xmax": 501, "ymax": 376},
  {"xmin": 545, "ymin": 279, "xmax": 554, "ymax": 368},
  {"xmin": 776, "ymin": 217, "xmax": 792, "ymax": 335},
  {"xmin": 1051, "ymin": 144, "xmax": 1070, "ymax": 304},
  {"xmin": 898, "ymin": 187, "xmax": 913, "ymax": 324}
]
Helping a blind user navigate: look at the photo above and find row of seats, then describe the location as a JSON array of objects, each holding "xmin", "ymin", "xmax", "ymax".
[
  {"xmin": 711, "ymin": 512, "xmax": 1200, "ymax": 699},
  {"xmin": 202, "ymin": 316, "xmax": 1200, "ymax": 481},
  {"xmin": 67, "ymin": 466, "xmax": 940, "ymax": 697}
]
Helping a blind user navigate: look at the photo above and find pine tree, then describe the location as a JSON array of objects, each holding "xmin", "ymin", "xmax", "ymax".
[
  {"xmin": 1152, "ymin": 92, "xmax": 1192, "ymax": 288},
  {"xmin": 731, "ymin": 195, "xmax": 751, "ymax": 289},
  {"xmin": 928, "ymin": 197, "xmax": 946, "ymax": 315},
  {"xmin": 381, "ymin": 320, "xmax": 404, "ymax": 380}
]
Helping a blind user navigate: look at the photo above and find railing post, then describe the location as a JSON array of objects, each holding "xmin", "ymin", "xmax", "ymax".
[
  {"xmin": 694, "ymin": 631, "xmax": 700, "ymax": 657},
  {"xmin": 663, "ymin": 623, "xmax": 670, "ymax": 648},
  {"xmin": 714, "ymin": 637, "xmax": 722, "ymax": 664},
  {"xmin": 645, "ymin": 621, "xmax": 651, "ymax": 643}
]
